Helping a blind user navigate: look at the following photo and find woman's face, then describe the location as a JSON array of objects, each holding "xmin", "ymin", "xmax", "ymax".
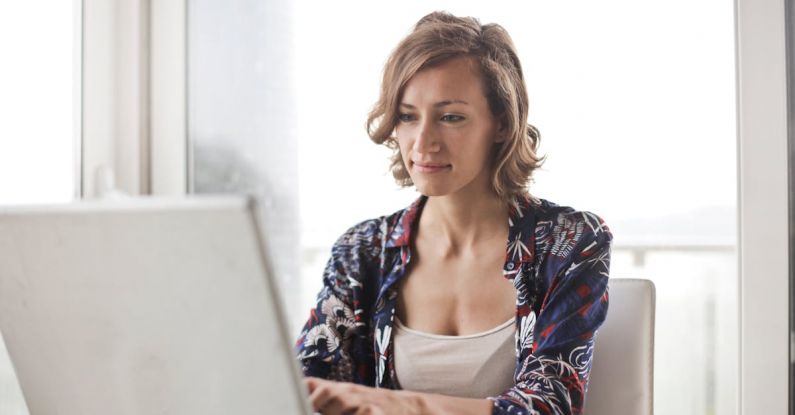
[{"xmin": 395, "ymin": 56, "xmax": 502, "ymax": 199}]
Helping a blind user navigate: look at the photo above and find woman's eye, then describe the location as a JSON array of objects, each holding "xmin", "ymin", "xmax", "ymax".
[
  {"xmin": 397, "ymin": 113, "xmax": 415, "ymax": 122},
  {"xmin": 441, "ymin": 114, "xmax": 464, "ymax": 122}
]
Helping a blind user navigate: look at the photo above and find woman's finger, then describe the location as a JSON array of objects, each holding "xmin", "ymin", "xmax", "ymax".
[
  {"xmin": 304, "ymin": 377, "xmax": 321, "ymax": 393},
  {"xmin": 308, "ymin": 381, "xmax": 336, "ymax": 411},
  {"xmin": 319, "ymin": 395, "xmax": 353, "ymax": 415}
]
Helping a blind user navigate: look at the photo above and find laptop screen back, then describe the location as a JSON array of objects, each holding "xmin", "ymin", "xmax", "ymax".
[{"xmin": 0, "ymin": 196, "xmax": 310, "ymax": 415}]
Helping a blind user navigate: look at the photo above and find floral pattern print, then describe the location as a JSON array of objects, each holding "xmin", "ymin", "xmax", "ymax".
[{"xmin": 295, "ymin": 194, "xmax": 612, "ymax": 415}]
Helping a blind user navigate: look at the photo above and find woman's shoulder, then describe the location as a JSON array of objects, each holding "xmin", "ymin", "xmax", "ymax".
[
  {"xmin": 330, "ymin": 198, "xmax": 421, "ymax": 256},
  {"xmin": 529, "ymin": 197, "xmax": 613, "ymax": 258},
  {"xmin": 534, "ymin": 198, "xmax": 609, "ymax": 227}
]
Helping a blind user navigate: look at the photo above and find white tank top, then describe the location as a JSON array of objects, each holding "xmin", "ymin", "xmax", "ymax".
[{"xmin": 393, "ymin": 316, "xmax": 516, "ymax": 399}]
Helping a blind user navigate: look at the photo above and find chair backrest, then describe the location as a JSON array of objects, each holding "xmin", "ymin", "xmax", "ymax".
[{"xmin": 584, "ymin": 278, "xmax": 655, "ymax": 415}]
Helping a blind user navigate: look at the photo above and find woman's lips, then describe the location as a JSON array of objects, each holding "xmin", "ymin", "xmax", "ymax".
[{"xmin": 413, "ymin": 162, "xmax": 451, "ymax": 173}]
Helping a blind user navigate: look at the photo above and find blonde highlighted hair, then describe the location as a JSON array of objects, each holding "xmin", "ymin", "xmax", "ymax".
[{"xmin": 366, "ymin": 11, "xmax": 545, "ymax": 202}]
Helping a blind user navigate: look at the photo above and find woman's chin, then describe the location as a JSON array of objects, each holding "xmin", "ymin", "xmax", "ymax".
[{"xmin": 413, "ymin": 183, "xmax": 452, "ymax": 197}]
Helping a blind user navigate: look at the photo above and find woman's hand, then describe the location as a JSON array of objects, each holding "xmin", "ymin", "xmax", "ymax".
[{"xmin": 305, "ymin": 377, "xmax": 422, "ymax": 415}]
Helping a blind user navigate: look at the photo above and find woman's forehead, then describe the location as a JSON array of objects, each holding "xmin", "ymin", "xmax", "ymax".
[{"xmin": 401, "ymin": 57, "xmax": 488, "ymax": 106}]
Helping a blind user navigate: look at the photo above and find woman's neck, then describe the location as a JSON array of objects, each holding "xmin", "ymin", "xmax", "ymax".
[{"xmin": 418, "ymin": 191, "xmax": 509, "ymax": 254}]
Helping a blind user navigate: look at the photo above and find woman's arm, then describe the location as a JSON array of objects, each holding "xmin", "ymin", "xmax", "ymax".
[
  {"xmin": 490, "ymin": 212, "xmax": 612, "ymax": 415},
  {"xmin": 295, "ymin": 220, "xmax": 381, "ymax": 384}
]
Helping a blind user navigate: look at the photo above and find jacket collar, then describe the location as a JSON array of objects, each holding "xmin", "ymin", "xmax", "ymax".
[
  {"xmin": 384, "ymin": 196, "xmax": 426, "ymax": 249},
  {"xmin": 384, "ymin": 194, "xmax": 538, "ymax": 274}
]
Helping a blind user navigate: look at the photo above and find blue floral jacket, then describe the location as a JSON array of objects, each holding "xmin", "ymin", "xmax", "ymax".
[{"xmin": 295, "ymin": 194, "xmax": 612, "ymax": 415}]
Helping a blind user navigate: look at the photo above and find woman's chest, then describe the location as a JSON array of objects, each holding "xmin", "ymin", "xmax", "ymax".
[{"xmin": 394, "ymin": 255, "xmax": 516, "ymax": 336}]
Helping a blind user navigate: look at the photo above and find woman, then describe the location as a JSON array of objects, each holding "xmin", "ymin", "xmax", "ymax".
[{"xmin": 295, "ymin": 11, "xmax": 612, "ymax": 415}]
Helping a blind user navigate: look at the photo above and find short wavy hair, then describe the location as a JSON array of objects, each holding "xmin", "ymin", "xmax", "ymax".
[{"xmin": 366, "ymin": 11, "xmax": 545, "ymax": 202}]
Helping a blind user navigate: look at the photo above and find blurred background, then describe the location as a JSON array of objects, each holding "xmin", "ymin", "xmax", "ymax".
[{"xmin": 0, "ymin": 1, "xmax": 739, "ymax": 414}]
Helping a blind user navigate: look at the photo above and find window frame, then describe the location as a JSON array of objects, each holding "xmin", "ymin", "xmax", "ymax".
[
  {"xmin": 150, "ymin": 0, "xmax": 187, "ymax": 195},
  {"xmin": 735, "ymin": 0, "xmax": 790, "ymax": 413},
  {"xmin": 81, "ymin": 0, "xmax": 188, "ymax": 197}
]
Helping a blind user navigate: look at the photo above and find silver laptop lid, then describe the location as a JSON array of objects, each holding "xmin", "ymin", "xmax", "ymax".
[{"xmin": 0, "ymin": 196, "xmax": 310, "ymax": 415}]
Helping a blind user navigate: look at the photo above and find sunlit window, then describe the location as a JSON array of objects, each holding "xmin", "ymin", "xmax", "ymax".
[
  {"xmin": 0, "ymin": 3, "xmax": 78, "ymax": 206},
  {"xmin": 0, "ymin": 2, "xmax": 78, "ymax": 414},
  {"xmin": 0, "ymin": 0, "xmax": 741, "ymax": 413},
  {"xmin": 188, "ymin": 1, "xmax": 736, "ymax": 414}
]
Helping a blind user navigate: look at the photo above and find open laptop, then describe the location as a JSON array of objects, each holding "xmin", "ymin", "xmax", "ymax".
[{"xmin": 0, "ymin": 196, "xmax": 312, "ymax": 415}]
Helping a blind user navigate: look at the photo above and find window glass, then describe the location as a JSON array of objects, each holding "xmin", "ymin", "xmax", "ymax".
[
  {"xmin": 0, "ymin": 2, "xmax": 78, "ymax": 414},
  {"xmin": 187, "ymin": 0, "xmax": 302, "ymax": 313},
  {"xmin": 188, "ymin": 2, "xmax": 737, "ymax": 413}
]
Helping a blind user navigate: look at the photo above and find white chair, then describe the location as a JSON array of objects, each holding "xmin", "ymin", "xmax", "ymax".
[{"xmin": 584, "ymin": 278, "xmax": 655, "ymax": 415}]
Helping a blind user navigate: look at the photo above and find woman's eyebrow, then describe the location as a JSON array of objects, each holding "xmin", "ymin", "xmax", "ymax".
[{"xmin": 399, "ymin": 99, "xmax": 470, "ymax": 109}]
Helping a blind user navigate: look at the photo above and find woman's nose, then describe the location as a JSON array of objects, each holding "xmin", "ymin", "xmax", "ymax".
[{"xmin": 413, "ymin": 120, "xmax": 439, "ymax": 153}]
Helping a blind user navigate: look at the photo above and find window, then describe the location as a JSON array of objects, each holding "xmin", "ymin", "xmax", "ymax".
[
  {"xmin": 6, "ymin": 1, "xmax": 789, "ymax": 413},
  {"xmin": 0, "ymin": 2, "xmax": 79, "ymax": 414},
  {"xmin": 187, "ymin": 2, "xmax": 736, "ymax": 413}
]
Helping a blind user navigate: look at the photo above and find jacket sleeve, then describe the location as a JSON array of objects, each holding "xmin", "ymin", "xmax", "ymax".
[
  {"xmin": 294, "ymin": 220, "xmax": 379, "ymax": 385},
  {"xmin": 489, "ymin": 212, "xmax": 612, "ymax": 415}
]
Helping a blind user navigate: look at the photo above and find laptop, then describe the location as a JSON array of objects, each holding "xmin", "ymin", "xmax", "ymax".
[{"xmin": 0, "ymin": 196, "xmax": 312, "ymax": 415}]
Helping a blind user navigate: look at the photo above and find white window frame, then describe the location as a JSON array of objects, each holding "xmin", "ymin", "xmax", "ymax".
[
  {"xmin": 150, "ymin": 0, "xmax": 187, "ymax": 195},
  {"xmin": 735, "ymin": 0, "xmax": 790, "ymax": 413},
  {"xmin": 81, "ymin": 0, "xmax": 187, "ymax": 197},
  {"xmin": 73, "ymin": 0, "xmax": 83, "ymax": 199}
]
